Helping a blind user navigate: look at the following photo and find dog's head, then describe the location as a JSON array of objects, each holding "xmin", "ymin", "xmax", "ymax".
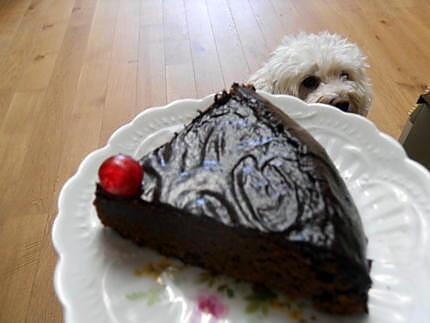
[{"xmin": 251, "ymin": 32, "xmax": 372, "ymax": 115}]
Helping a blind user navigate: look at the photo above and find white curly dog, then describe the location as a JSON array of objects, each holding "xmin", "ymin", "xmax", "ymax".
[{"xmin": 249, "ymin": 32, "xmax": 372, "ymax": 116}]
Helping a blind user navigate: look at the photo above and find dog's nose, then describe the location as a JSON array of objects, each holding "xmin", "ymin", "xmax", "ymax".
[{"xmin": 330, "ymin": 98, "xmax": 350, "ymax": 112}]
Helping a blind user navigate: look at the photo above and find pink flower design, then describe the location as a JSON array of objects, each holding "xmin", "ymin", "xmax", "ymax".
[
  {"xmin": 188, "ymin": 293, "xmax": 228, "ymax": 323},
  {"xmin": 197, "ymin": 294, "xmax": 228, "ymax": 318}
]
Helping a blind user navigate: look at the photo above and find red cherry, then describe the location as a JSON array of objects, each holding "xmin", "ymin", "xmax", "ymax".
[{"xmin": 98, "ymin": 154, "xmax": 143, "ymax": 197}]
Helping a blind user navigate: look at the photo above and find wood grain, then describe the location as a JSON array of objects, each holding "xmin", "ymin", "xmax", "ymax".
[
  {"xmin": 163, "ymin": 0, "xmax": 196, "ymax": 101},
  {"xmin": 138, "ymin": 0, "xmax": 166, "ymax": 109},
  {"xmin": 0, "ymin": 0, "xmax": 429, "ymax": 322},
  {"xmin": 205, "ymin": 0, "xmax": 249, "ymax": 86},
  {"xmin": 184, "ymin": 0, "xmax": 224, "ymax": 96}
]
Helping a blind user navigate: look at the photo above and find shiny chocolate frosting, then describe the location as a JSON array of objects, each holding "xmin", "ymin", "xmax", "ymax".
[{"xmin": 139, "ymin": 84, "xmax": 368, "ymax": 271}]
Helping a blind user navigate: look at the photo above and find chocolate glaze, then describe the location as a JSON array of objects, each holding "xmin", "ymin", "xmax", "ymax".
[
  {"xmin": 140, "ymin": 84, "xmax": 368, "ymax": 271},
  {"xmin": 94, "ymin": 84, "xmax": 371, "ymax": 314}
]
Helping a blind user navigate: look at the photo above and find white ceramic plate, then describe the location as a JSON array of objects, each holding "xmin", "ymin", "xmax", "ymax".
[{"xmin": 52, "ymin": 92, "xmax": 430, "ymax": 323}]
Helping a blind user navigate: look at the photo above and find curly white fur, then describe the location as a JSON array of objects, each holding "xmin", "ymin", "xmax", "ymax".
[{"xmin": 249, "ymin": 32, "xmax": 372, "ymax": 115}]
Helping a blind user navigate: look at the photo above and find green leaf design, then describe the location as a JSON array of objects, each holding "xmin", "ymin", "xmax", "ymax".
[
  {"xmin": 198, "ymin": 271, "xmax": 219, "ymax": 288},
  {"xmin": 146, "ymin": 287, "xmax": 163, "ymax": 306},
  {"xmin": 244, "ymin": 284, "xmax": 278, "ymax": 316},
  {"xmin": 226, "ymin": 287, "xmax": 234, "ymax": 298},
  {"xmin": 217, "ymin": 284, "xmax": 227, "ymax": 292},
  {"xmin": 262, "ymin": 303, "xmax": 269, "ymax": 315},
  {"xmin": 245, "ymin": 301, "xmax": 260, "ymax": 313},
  {"xmin": 126, "ymin": 292, "xmax": 147, "ymax": 301},
  {"xmin": 214, "ymin": 283, "xmax": 235, "ymax": 298},
  {"xmin": 250, "ymin": 284, "xmax": 277, "ymax": 301},
  {"xmin": 125, "ymin": 287, "xmax": 164, "ymax": 306}
]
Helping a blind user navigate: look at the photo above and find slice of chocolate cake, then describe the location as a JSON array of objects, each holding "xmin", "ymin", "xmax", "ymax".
[{"xmin": 94, "ymin": 84, "xmax": 371, "ymax": 314}]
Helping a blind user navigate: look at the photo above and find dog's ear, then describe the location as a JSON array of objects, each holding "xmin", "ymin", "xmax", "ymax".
[
  {"xmin": 353, "ymin": 55, "xmax": 372, "ymax": 116},
  {"xmin": 249, "ymin": 54, "xmax": 304, "ymax": 97},
  {"xmin": 356, "ymin": 74, "xmax": 372, "ymax": 116},
  {"xmin": 272, "ymin": 70, "xmax": 301, "ymax": 97},
  {"xmin": 248, "ymin": 66, "xmax": 275, "ymax": 93}
]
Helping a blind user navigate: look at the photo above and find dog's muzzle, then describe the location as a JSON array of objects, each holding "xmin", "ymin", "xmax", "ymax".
[
  {"xmin": 330, "ymin": 97, "xmax": 350, "ymax": 112},
  {"xmin": 317, "ymin": 96, "xmax": 351, "ymax": 112}
]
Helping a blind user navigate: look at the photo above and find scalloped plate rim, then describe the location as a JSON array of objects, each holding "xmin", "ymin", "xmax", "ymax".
[{"xmin": 52, "ymin": 91, "xmax": 430, "ymax": 323}]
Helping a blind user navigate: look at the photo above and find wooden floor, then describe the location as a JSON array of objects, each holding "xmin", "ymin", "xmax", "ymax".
[{"xmin": 0, "ymin": 0, "xmax": 429, "ymax": 321}]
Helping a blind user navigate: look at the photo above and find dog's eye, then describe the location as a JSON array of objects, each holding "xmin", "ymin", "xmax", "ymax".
[
  {"xmin": 302, "ymin": 76, "xmax": 320, "ymax": 89},
  {"xmin": 340, "ymin": 71, "xmax": 350, "ymax": 80}
]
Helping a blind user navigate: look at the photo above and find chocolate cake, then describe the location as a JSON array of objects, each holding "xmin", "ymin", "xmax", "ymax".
[{"xmin": 94, "ymin": 84, "xmax": 372, "ymax": 314}]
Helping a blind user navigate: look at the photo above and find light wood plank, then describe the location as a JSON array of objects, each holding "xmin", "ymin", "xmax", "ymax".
[
  {"xmin": 184, "ymin": 0, "xmax": 225, "ymax": 97},
  {"xmin": 0, "ymin": 0, "xmax": 74, "ymax": 120},
  {"xmin": 205, "ymin": 0, "xmax": 249, "ymax": 86},
  {"xmin": 137, "ymin": 0, "xmax": 166, "ymax": 109},
  {"xmin": 99, "ymin": 0, "xmax": 140, "ymax": 144},
  {"xmin": 23, "ymin": 2, "xmax": 117, "ymax": 322},
  {"xmin": 248, "ymin": 0, "xmax": 284, "ymax": 51},
  {"xmin": 0, "ymin": 0, "xmax": 32, "ymax": 54},
  {"xmin": 0, "ymin": 0, "xmax": 78, "ymax": 321},
  {"xmin": 163, "ymin": 0, "xmax": 197, "ymax": 101},
  {"xmin": 270, "ymin": 0, "xmax": 315, "ymax": 34},
  {"xmin": 16, "ymin": 1, "xmax": 99, "ymax": 322},
  {"xmin": 226, "ymin": 0, "xmax": 268, "ymax": 73}
]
